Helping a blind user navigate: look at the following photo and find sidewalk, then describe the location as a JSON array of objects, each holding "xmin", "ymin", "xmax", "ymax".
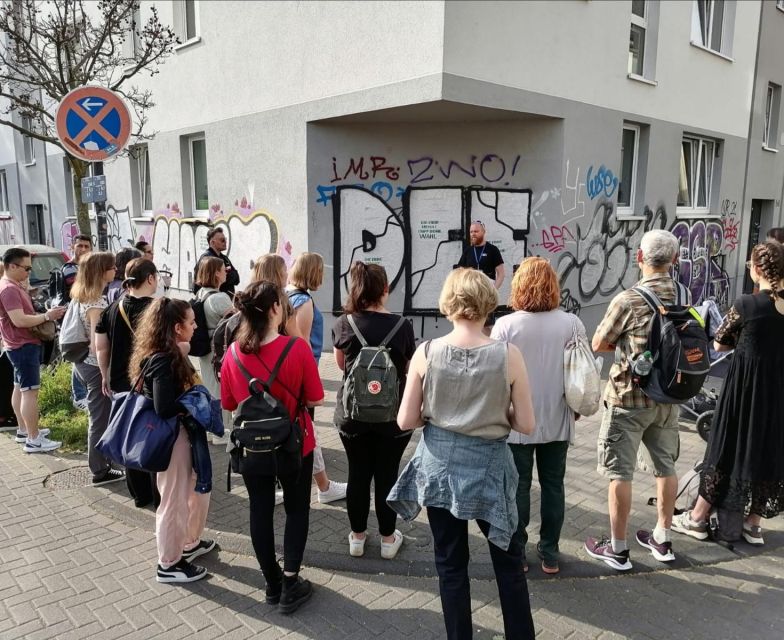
[{"xmin": 0, "ymin": 353, "xmax": 782, "ymax": 639}]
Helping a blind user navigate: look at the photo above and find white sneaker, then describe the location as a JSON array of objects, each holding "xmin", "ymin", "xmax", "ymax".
[
  {"xmin": 72, "ymin": 399, "xmax": 89, "ymax": 412},
  {"xmin": 15, "ymin": 428, "xmax": 50, "ymax": 444},
  {"xmin": 23, "ymin": 436, "xmax": 62, "ymax": 454},
  {"xmin": 318, "ymin": 481, "xmax": 347, "ymax": 504},
  {"xmin": 275, "ymin": 490, "xmax": 284, "ymax": 506},
  {"xmin": 349, "ymin": 531, "xmax": 367, "ymax": 557},
  {"xmin": 380, "ymin": 530, "xmax": 404, "ymax": 559}
]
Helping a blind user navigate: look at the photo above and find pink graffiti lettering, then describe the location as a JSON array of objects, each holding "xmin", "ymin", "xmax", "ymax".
[{"xmin": 540, "ymin": 225, "xmax": 575, "ymax": 254}]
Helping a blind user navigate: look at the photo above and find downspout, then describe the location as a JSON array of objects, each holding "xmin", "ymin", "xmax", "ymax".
[
  {"xmin": 43, "ymin": 144, "xmax": 54, "ymax": 246},
  {"xmin": 737, "ymin": 1, "xmax": 764, "ymax": 292},
  {"xmin": 14, "ymin": 153, "xmax": 25, "ymax": 244}
]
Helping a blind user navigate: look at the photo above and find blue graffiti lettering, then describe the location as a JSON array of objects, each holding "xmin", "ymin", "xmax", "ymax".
[{"xmin": 586, "ymin": 165, "xmax": 619, "ymax": 200}]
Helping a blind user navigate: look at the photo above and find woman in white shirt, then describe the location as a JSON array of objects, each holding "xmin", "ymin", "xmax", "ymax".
[{"xmin": 491, "ymin": 257, "xmax": 587, "ymax": 575}]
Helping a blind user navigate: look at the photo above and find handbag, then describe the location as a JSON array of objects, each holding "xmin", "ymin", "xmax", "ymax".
[
  {"xmin": 96, "ymin": 356, "xmax": 179, "ymax": 472},
  {"xmin": 563, "ymin": 315, "xmax": 602, "ymax": 417},
  {"xmin": 226, "ymin": 340, "xmax": 304, "ymax": 489},
  {"xmin": 30, "ymin": 319, "xmax": 57, "ymax": 342}
]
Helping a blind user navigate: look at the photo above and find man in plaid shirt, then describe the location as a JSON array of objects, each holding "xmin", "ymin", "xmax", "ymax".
[{"xmin": 584, "ymin": 230, "xmax": 689, "ymax": 571}]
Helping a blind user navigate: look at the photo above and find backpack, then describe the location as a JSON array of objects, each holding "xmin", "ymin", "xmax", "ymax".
[
  {"xmin": 633, "ymin": 283, "xmax": 710, "ymax": 404},
  {"xmin": 226, "ymin": 340, "xmax": 303, "ymax": 489},
  {"xmin": 188, "ymin": 291, "xmax": 218, "ymax": 357},
  {"xmin": 211, "ymin": 311, "xmax": 241, "ymax": 380},
  {"xmin": 342, "ymin": 314, "xmax": 406, "ymax": 423},
  {"xmin": 58, "ymin": 303, "xmax": 90, "ymax": 363},
  {"xmin": 48, "ymin": 268, "xmax": 66, "ymax": 307}
]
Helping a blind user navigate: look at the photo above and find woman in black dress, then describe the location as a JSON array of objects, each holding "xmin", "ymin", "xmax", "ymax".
[{"xmin": 673, "ymin": 241, "xmax": 784, "ymax": 545}]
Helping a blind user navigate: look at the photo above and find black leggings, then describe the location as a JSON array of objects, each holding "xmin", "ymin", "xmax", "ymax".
[
  {"xmin": 340, "ymin": 431, "xmax": 412, "ymax": 536},
  {"xmin": 244, "ymin": 452, "xmax": 314, "ymax": 580}
]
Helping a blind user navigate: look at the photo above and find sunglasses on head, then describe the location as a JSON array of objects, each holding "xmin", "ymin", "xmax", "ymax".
[{"xmin": 471, "ymin": 220, "xmax": 486, "ymax": 229}]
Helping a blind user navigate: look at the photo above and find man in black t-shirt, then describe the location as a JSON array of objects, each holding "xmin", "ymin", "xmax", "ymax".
[{"xmin": 457, "ymin": 221, "xmax": 505, "ymax": 289}]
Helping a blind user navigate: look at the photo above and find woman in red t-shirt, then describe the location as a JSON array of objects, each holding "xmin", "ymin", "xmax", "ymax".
[{"xmin": 220, "ymin": 281, "xmax": 324, "ymax": 615}]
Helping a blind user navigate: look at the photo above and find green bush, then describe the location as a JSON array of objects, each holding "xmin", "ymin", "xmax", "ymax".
[{"xmin": 39, "ymin": 363, "xmax": 88, "ymax": 451}]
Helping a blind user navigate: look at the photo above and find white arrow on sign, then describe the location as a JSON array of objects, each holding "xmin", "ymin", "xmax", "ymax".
[{"xmin": 81, "ymin": 98, "xmax": 104, "ymax": 112}]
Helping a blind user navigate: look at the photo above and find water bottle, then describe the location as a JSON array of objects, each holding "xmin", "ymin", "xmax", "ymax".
[{"xmin": 632, "ymin": 351, "xmax": 653, "ymax": 377}]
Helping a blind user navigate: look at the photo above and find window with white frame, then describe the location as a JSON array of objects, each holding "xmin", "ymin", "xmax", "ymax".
[
  {"xmin": 21, "ymin": 115, "xmax": 35, "ymax": 164},
  {"xmin": 778, "ymin": 0, "xmax": 784, "ymax": 11},
  {"xmin": 174, "ymin": 0, "xmax": 199, "ymax": 42},
  {"xmin": 763, "ymin": 83, "xmax": 781, "ymax": 149},
  {"xmin": 691, "ymin": 0, "xmax": 736, "ymax": 58},
  {"xmin": 618, "ymin": 124, "xmax": 640, "ymax": 214},
  {"xmin": 131, "ymin": 5, "xmax": 142, "ymax": 58},
  {"xmin": 628, "ymin": 1, "xmax": 647, "ymax": 77},
  {"xmin": 677, "ymin": 136, "xmax": 717, "ymax": 213},
  {"xmin": 189, "ymin": 136, "xmax": 209, "ymax": 214},
  {"xmin": 0, "ymin": 170, "xmax": 9, "ymax": 212},
  {"xmin": 136, "ymin": 145, "xmax": 153, "ymax": 213}
]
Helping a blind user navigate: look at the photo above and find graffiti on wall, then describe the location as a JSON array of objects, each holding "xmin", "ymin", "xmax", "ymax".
[
  {"xmin": 671, "ymin": 219, "xmax": 730, "ymax": 307},
  {"xmin": 332, "ymin": 185, "xmax": 531, "ymax": 313},
  {"xmin": 317, "ymin": 153, "xmax": 526, "ymax": 207},
  {"xmin": 152, "ymin": 209, "xmax": 279, "ymax": 291},
  {"xmin": 720, "ymin": 199, "xmax": 740, "ymax": 254}
]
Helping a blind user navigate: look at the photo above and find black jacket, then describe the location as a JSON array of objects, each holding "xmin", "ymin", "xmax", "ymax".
[{"xmin": 193, "ymin": 247, "xmax": 239, "ymax": 295}]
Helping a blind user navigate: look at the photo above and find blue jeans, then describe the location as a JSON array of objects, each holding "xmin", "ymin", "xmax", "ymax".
[
  {"xmin": 72, "ymin": 365, "xmax": 87, "ymax": 403},
  {"xmin": 6, "ymin": 344, "xmax": 42, "ymax": 391}
]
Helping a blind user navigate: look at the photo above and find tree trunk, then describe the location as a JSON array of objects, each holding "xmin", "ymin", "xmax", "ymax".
[{"xmin": 68, "ymin": 157, "xmax": 92, "ymax": 235}]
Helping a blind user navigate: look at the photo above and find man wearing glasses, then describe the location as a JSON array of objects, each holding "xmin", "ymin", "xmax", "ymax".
[{"xmin": 0, "ymin": 248, "xmax": 66, "ymax": 452}]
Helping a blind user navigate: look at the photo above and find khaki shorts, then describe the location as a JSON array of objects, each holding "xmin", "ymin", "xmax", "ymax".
[{"xmin": 596, "ymin": 403, "xmax": 679, "ymax": 482}]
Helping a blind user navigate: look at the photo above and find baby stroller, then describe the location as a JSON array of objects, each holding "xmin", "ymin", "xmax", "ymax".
[{"xmin": 679, "ymin": 299, "xmax": 733, "ymax": 443}]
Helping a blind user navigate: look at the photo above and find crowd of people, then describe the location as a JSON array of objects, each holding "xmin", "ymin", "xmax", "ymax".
[{"xmin": 0, "ymin": 223, "xmax": 782, "ymax": 639}]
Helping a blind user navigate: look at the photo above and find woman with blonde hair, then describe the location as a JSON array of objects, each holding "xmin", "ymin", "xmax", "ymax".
[
  {"xmin": 492, "ymin": 257, "xmax": 586, "ymax": 575},
  {"xmin": 252, "ymin": 254, "xmax": 299, "ymax": 338},
  {"xmin": 70, "ymin": 251, "xmax": 123, "ymax": 485},
  {"xmin": 389, "ymin": 268, "xmax": 536, "ymax": 640},
  {"xmin": 194, "ymin": 257, "xmax": 233, "ymax": 445},
  {"xmin": 287, "ymin": 252, "xmax": 347, "ymax": 504},
  {"xmin": 130, "ymin": 298, "xmax": 214, "ymax": 583}
]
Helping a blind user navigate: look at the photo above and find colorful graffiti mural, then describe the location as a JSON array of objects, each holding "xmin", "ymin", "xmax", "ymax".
[{"xmin": 671, "ymin": 219, "xmax": 731, "ymax": 307}]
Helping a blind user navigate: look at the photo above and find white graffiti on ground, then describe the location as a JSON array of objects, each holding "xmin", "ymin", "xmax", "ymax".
[{"xmin": 152, "ymin": 210, "xmax": 279, "ymax": 291}]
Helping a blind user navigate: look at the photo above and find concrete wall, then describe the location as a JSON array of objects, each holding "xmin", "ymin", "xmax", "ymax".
[{"xmin": 443, "ymin": 0, "xmax": 760, "ymax": 139}]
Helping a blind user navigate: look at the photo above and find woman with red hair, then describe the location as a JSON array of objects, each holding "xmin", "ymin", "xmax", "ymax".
[{"xmin": 491, "ymin": 257, "xmax": 587, "ymax": 575}]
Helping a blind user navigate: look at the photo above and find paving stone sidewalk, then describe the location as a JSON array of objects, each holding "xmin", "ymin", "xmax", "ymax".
[
  {"xmin": 57, "ymin": 354, "xmax": 783, "ymax": 580},
  {"xmin": 2, "ymin": 431, "xmax": 783, "ymax": 640}
]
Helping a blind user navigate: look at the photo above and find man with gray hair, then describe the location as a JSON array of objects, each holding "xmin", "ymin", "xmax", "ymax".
[{"xmin": 584, "ymin": 229, "xmax": 689, "ymax": 571}]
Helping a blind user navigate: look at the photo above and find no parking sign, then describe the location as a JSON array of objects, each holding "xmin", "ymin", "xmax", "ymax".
[{"xmin": 55, "ymin": 86, "xmax": 132, "ymax": 162}]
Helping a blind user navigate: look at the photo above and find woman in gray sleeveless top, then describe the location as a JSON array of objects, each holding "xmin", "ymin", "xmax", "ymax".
[
  {"xmin": 492, "ymin": 257, "xmax": 586, "ymax": 575},
  {"xmin": 388, "ymin": 268, "xmax": 536, "ymax": 640}
]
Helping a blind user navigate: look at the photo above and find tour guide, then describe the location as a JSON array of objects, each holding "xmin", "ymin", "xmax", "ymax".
[{"xmin": 457, "ymin": 220, "xmax": 505, "ymax": 289}]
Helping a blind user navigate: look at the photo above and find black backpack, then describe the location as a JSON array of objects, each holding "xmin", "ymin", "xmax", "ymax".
[
  {"xmin": 188, "ymin": 291, "xmax": 218, "ymax": 357},
  {"xmin": 211, "ymin": 311, "xmax": 241, "ymax": 380},
  {"xmin": 226, "ymin": 340, "xmax": 304, "ymax": 490},
  {"xmin": 633, "ymin": 284, "xmax": 710, "ymax": 404}
]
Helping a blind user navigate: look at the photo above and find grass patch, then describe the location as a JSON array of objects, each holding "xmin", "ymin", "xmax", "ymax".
[{"xmin": 39, "ymin": 363, "xmax": 88, "ymax": 452}]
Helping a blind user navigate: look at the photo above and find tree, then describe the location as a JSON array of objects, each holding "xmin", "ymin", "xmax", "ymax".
[{"xmin": 0, "ymin": 0, "xmax": 178, "ymax": 234}]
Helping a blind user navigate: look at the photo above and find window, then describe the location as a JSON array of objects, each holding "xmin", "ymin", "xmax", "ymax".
[
  {"xmin": 21, "ymin": 115, "xmax": 35, "ymax": 164},
  {"xmin": 778, "ymin": 0, "xmax": 784, "ymax": 10},
  {"xmin": 189, "ymin": 136, "xmax": 209, "ymax": 214},
  {"xmin": 175, "ymin": 0, "xmax": 199, "ymax": 42},
  {"xmin": 677, "ymin": 136, "xmax": 716, "ymax": 213},
  {"xmin": 628, "ymin": 1, "xmax": 647, "ymax": 76},
  {"xmin": 618, "ymin": 125, "xmax": 640, "ymax": 214},
  {"xmin": 763, "ymin": 83, "xmax": 781, "ymax": 150},
  {"xmin": 136, "ymin": 145, "xmax": 153, "ymax": 213},
  {"xmin": 131, "ymin": 6, "xmax": 142, "ymax": 58},
  {"xmin": 0, "ymin": 170, "xmax": 9, "ymax": 212},
  {"xmin": 691, "ymin": 0, "xmax": 736, "ymax": 58}
]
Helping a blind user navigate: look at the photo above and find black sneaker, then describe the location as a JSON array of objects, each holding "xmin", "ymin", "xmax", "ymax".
[
  {"xmin": 279, "ymin": 575, "xmax": 313, "ymax": 614},
  {"xmin": 156, "ymin": 559, "xmax": 207, "ymax": 583},
  {"xmin": 92, "ymin": 469, "xmax": 126, "ymax": 485},
  {"xmin": 181, "ymin": 539, "xmax": 217, "ymax": 562},
  {"xmin": 584, "ymin": 536, "xmax": 633, "ymax": 571}
]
